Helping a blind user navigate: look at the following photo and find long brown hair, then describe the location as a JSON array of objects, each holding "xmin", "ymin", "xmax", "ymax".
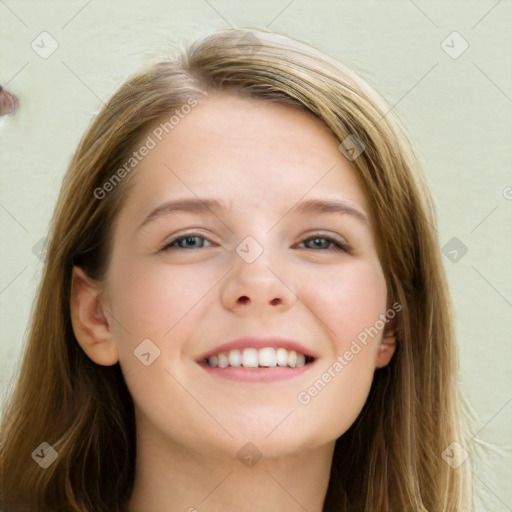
[{"xmin": 0, "ymin": 28, "xmax": 472, "ymax": 511}]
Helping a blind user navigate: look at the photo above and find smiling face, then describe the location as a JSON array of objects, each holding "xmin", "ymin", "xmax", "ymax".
[{"xmin": 72, "ymin": 93, "xmax": 396, "ymax": 461}]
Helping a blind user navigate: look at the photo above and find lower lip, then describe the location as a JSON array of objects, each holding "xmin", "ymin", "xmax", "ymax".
[{"xmin": 197, "ymin": 361, "xmax": 313, "ymax": 382}]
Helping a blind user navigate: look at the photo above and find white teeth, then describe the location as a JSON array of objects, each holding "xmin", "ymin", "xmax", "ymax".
[
  {"xmin": 288, "ymin": 350, "xmax": 297, "ymax": 368},
  {"xmin": 276, "ymin": 348, "xmax": 288, "ymax": 366},
  {"xmin": 228, "ymin": 349, "xmax": 242, "ymax": 367},
  {"xmin": 242, "ymin": 348, "xmax": 259, "ymax": 368},
  {"xmin": 258, "ymin": 347, "xmax": 276, "ymax": 367},
  {"xmin": 218, "ymin": 353, "xmax": 229, "ymax": 368},
  {"xmin": 205, "ymin": 347, "xmax": 312, "ymax": 369}
]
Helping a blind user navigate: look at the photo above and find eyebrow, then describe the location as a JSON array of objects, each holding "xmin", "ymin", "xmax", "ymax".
[
  {"xmin": 139, "ymin": 197, "xmax": 369, "ymax": 230},
  {"xmin": 139, "ymin": 198, "xmax": 231, "ymax": 230},
  {"xmin": 290, "ymin": 199, "xmax": 369, "ymax": 225}
]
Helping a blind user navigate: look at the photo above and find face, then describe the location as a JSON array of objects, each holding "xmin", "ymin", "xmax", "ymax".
[{"xmin": 97, "ymin": 94, "xmax": 392, "ymax": 460}]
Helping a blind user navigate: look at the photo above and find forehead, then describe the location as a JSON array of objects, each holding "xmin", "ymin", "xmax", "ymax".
[{"xmin": 120, "ymin": 94, "xmax": 370, "ymax": 222}]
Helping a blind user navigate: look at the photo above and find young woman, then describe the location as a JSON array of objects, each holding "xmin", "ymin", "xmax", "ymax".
[{"xmin": 0, "ymin": 28, "xmax": 473, "ymax": 511}]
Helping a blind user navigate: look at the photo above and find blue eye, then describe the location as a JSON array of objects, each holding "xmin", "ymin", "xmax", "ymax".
[
  {"xmin": 161, "ymin": 233, "xmax": 348, "ymax": 252},
  {"xmin": 299, "ymin": 236, "xmax": 348, "ymax": 252},
  {"xmin": 162, "ymin": 234, "xmax": 212, "ymax": 250}
]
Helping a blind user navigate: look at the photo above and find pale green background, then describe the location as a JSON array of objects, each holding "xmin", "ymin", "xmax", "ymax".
[{"xmin": 1, "ymin": 1, "xmax": 511, "ymax": 510}]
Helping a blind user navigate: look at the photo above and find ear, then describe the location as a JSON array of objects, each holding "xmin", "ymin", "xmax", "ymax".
[
  {"xmin": 375, "ymin": 315, "xmax": 397, "ymax": 369},
  {"xmin": 70, "ymin": 266, "xmax": 119, "ymax": 366}
]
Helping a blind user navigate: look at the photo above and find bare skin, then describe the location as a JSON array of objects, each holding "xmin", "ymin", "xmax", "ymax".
[{"xmin": 70, "ymin": 93, "xmax": 396, "ymax": 512}]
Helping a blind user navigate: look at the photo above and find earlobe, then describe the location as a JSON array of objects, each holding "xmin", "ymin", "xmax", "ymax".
[
  {"xmin": 70, "ymin": 266, "xmax": 119, "ymax": 366},
  {"xmin": 375, "ymin": 338, "xmax": 397, "ymax": 368},
  {"xmin": 375, "ymin": 316, "xmax": 397, "ymax": 369}
]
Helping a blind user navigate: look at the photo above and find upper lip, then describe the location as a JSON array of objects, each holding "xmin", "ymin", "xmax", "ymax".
[{"xmin": 197, "ymin": 336, "xmax": 318, "ymax": 362}]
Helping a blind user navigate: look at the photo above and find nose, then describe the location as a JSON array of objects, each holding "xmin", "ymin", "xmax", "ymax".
[{"xmin": 220, "ymin": 241, "xmax": 297, "ymax": 314}]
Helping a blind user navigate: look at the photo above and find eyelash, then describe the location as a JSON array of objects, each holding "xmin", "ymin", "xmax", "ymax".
[{"xmin": 160, "ymin": 233, "xmax": 349, "ymax": 253}]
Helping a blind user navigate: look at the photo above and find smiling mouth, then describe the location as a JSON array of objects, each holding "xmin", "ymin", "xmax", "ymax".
[{"xmin": 203, "ymin": 347, "xmax": 315, "ymax": 369}]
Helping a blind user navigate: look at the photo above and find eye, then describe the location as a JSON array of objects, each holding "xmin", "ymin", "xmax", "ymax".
[
  {"xmin": 160, "ymin": 232, "xmax": 348, "ymax": 252},
  {"xmin": 298, "ymin": 234, "xmax": 348, "ymax": 252},
  {"xmin": 160, "ymin": 233, "xmax": 214, "ymax": 251}
]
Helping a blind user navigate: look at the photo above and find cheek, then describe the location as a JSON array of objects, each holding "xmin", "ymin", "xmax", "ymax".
[
  {"xmin": 294, "ymin": 262, "xmax": 386, "ymax": 438},
  {"xmin": 301, "ymin": 258, "xmax": 388, "ymax": 348},
  {"xmin": 107, "ymin": 258, "xmax": 215, "ymax": 342}
]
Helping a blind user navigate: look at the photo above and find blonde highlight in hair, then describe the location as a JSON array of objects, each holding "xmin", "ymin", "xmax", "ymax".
[{"xmin": 0, "ymin": 28, "xmax": 472, "ymax": 511}]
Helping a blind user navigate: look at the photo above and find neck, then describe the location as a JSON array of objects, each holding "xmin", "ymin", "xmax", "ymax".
[{"xmin": 128, "ymin": 414, "xmax": 335, "ymax": 512}]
